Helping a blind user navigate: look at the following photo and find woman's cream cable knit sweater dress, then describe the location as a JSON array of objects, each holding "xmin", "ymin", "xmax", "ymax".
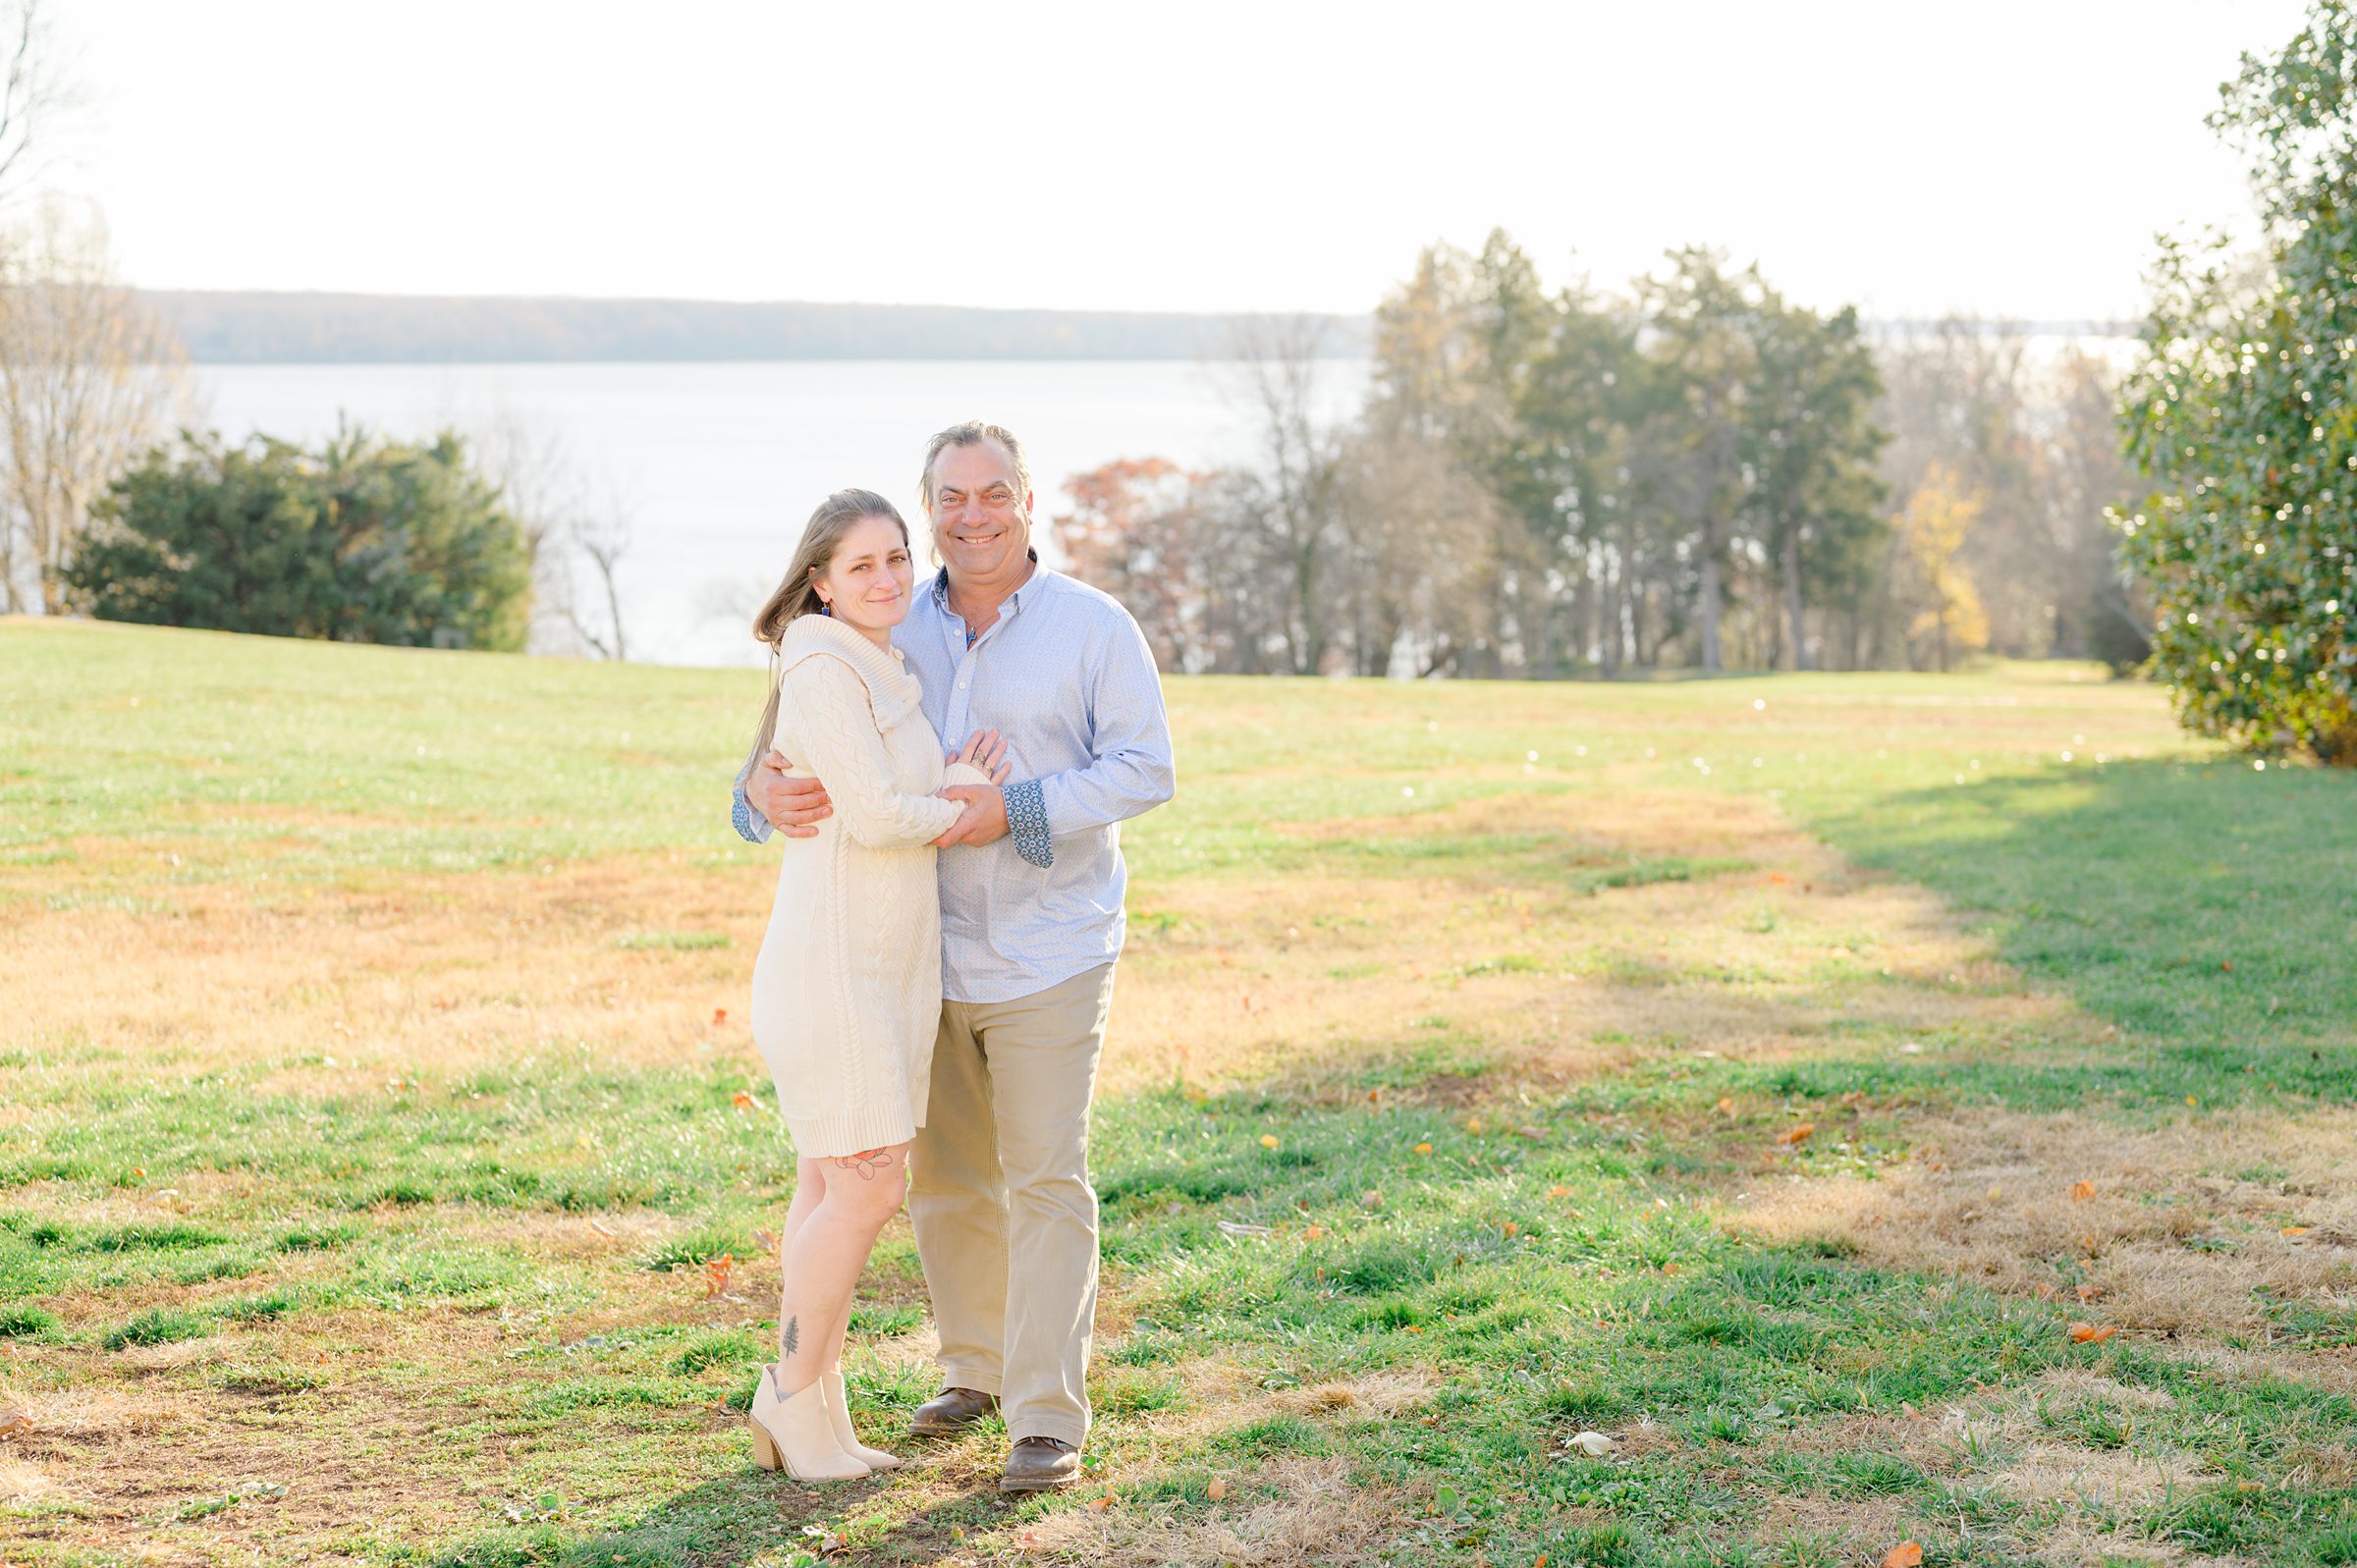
[{"xmin": 749, "ymin": 612, "xmax": 987, "ymax": 1158}]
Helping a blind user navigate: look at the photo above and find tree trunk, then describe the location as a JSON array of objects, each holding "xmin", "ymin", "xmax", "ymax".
[
  {"xmin": 1782, "ymin": 529, "xmax": 1810, "ymax": 672},
  {"xmin": 1697, "ymin": 540, "xmax": 1724, "ymax": 672}
]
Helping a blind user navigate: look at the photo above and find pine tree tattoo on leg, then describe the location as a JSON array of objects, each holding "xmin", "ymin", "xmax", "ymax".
[{"xmin": 782, "ymin": 1315, "xmax": 799, "ymax": 1359}]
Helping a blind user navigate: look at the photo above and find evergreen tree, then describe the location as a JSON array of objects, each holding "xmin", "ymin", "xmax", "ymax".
[
  {"xmin": 2119, "ymin": 0, "xmax": 2357, "ymax": 761},
  {"xmin": 65, "ymin": 426, "xmax": 531, "ymax": 651}
]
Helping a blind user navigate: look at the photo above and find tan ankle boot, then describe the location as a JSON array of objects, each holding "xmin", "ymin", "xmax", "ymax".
[
  {"xmin": 748, "ymin": 1366, "xmax": 868, "ymax": 1481},
  {"xmin": 821, "ymin": 1370, "xmax": 903, "ymax": 1470}
]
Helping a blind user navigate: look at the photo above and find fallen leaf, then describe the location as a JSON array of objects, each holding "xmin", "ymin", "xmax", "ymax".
[
  {"xmin": 2075, "ymin": 1282, "xmax": 2102, "ymax": 1303},
  {"xmin": 1501, "ymin": 1221, "xmax": 1519, "ymax": 1238},
  {"xmin": 1259, "ymin": 1134, "xmax": 1280, "ymax": 1150},
  {"xmin": 1466, "ymin": 1116, "xmax": 1485, "ymax": 1134},
  {"xmin": 2033, "ymin": 1283, "xmax": 2058, "ymax": 1301},
  {"xmin": 2186, "ymin": 1095, "xmax": 2199, "ymax": 1107},
  {"xmin": 1086, "ymin": 1494, "xmax": 1113, "ymax": 1513},
  {"xmin": 1301, "ymin": 1223, "xmax": 1328, "ymax": 1241},
  {"xmin": 1838, "ymin": 1090, "xmax": 1866, "ymax": 1108},
  {"xmin": 1206, "ymin": 1476, "xmax": 1229, "ymax": 1501},
  {"xmin": 1880, "ymin": 1544, "xmax": 1924, "ymax": 1568},
  {"xmin": 1568, "ymin": 1430, "xmax": 1614, "ymax": 1457},
  {"xmin": 2069, "ymin": 1179, "xmax": 2097, "ymax": 1201},
  {"xmin": 1547, "ymin": 1185, "xmax": 1571, "ymax": 1198},
  {"xmin": 712, "ymin": 1007, "xmax": 728, "ymax": 1026},
  {"xmin": 1414, "ymin": 1143, "xmax": 1433, "ymax": 1156},
  {"xmin": 732, "ymin": 1091, "xmax": 755, "ymax": 1110},
  {"xmin": 2069, "ymin": 1322, "xmax": 2117, "ymax": 1344},
  {"xmin": 752, "ymin": 1227, "xmax": 781, "ymax": 1255},
  {"xmin": 1776, "ymin": 1124, "xmax": 1813, "ymax": 1146},
  {"xmin": 0, "ymin": 1408, "xmax": 31, "ymax": 1437},
  {"xmin": 1716, "ymin": 1097, "xmax": 1736, "ymax": 1117},
  {"xmin": 703, "ymin": 1253, "xmax": 735, "ymax": 1298},
  {"xmin": 2281, "ymin": 1226, "xmax": 2311, "ymax": 1237}
]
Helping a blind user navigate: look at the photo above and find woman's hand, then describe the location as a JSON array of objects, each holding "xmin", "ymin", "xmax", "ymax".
[{"xmin": 954, "ymin": 729, "xmax": 1013, "ymax": 784}]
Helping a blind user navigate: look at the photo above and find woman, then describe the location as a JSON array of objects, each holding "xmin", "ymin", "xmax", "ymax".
[{"xmin": 740, "ymin": 488, "xmax": 1006, "ymax": 1480}]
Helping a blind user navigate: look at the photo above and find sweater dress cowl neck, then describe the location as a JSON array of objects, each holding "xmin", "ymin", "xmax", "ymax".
[{"xmin": 748, "ymin": 612, "xmax": 987, "ymax": 1157}]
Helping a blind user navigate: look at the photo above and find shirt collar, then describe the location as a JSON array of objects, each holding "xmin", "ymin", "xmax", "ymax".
[{"xmin": 928, "ymin": 550, "xmax": 1045, "ymax": 616}]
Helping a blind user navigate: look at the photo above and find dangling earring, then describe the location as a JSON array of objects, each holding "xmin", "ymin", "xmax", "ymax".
[{"xmin": 820, "ymin": 600, "xmax": 832, "ymax": 618}]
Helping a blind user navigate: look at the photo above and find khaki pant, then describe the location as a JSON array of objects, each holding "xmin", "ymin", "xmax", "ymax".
[{"xmin": 908, "ymin": 963, "xmax": 1116, "ymax": 1448}]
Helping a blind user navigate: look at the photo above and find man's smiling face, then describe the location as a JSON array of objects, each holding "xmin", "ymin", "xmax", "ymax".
[{"xmin": 927, "ymin": 438, "xmax": 1034, "ymax": 584}]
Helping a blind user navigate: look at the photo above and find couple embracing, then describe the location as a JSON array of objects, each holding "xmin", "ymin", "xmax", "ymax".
[{"xmin": 729, "ymin": 420, "xmax": 1176, "ymax": 1493}]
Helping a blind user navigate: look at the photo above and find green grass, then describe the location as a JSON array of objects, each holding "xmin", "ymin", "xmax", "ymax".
[
  {"xmin": 1809, "ymin": 759, "xmax": 2357, "ymax": 1088},
  {"xmin": 4, "ymin": 619, "xmax": 2354, "ymax": 1567}
]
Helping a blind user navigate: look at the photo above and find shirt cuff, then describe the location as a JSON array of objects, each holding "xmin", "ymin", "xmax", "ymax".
[
  {"xmin": 1006, "ymin": 779, "xmax": 1052, "ymax": 868},
  {"xmin": 732, "ymin": 779, "xmax": 772, "ymax": 845}
]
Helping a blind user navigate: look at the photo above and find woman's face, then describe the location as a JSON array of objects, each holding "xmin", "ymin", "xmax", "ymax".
[{"xmin": 815, "ymin": 514, "xmax": 916, "ymax": 633}]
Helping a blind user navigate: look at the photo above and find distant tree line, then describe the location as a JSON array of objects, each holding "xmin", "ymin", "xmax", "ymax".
[
  {"xmin": 1056, "ymin": 233, "xmax": 2146, "ymax": 680},
  {"xmin": 145, "ymin": 292, "xmax": 1374, "ymax": 365}
]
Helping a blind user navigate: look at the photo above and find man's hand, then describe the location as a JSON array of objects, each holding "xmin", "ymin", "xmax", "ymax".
[
  {"xmin": 749, "ymin": 749, "xmax": 832, "ymax": 838},
  {"xmin": 932, "ymin": 783, "xmax": 1011, "ymax": 848}
]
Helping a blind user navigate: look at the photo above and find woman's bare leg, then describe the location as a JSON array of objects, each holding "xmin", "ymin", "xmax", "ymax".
[
  {"xmin": 773, "ymin": 1143, "xmax": 909, "ymax": 1395},
  {"xmin": 775, "ymin": 1158, "xmax": 828, "ymax": 1358}
]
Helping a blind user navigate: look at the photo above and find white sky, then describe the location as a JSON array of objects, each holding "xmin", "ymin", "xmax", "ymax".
[{"xmin": 48, "ymin": 0, "xmax": 2313, "ymax": 321}]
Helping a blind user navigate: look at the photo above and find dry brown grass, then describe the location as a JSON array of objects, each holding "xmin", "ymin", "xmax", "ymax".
[
  {"xmin": 1108, "ymin": 785, "xmax": 2081, "ymax": 1099},
  {"xmin": 1741, "ymin": 1370, "xmax": 2240, "ymax": 1567},
  {"xmin": 1734, "ymin": 1107, "xmax": 2357, "ymax": 1350},
  {"xmin": 1017, "ymin": 1455, "xmax": 1401, "ymax": 1567},
  {"xmin": 0, "ymin": 858, "xmax": 768, "ymax": 1093}
]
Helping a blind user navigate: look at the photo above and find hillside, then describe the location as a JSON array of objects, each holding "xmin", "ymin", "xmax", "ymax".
[{"xmin": 6, "ymin": 618, "xmax": 2355, "ymax": 1567}]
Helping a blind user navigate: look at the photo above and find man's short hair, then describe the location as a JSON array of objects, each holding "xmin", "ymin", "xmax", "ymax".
[{"xmin": 920, "ymin": 420, "xmax": 1031, "ymax": 511}]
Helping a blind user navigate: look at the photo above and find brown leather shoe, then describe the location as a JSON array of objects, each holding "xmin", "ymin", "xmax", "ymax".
[
  {"xmin": 998, "ymin": 1435, "xmax": 1081, "ymax": 1492},
  {"xmin": 908, "ymin": 1385, "xmax": 999, "ymax": 1436}
]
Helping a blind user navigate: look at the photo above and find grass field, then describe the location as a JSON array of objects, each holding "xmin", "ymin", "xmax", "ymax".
[{"xmin": 3, "ymin": 615, "xmax": 2354, "ymax": 1568}]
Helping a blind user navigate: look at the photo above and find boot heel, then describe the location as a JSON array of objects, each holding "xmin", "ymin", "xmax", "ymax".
[{"xmin": 747, "ymin": 1413, "xmax": 783, "ymax": 1471}]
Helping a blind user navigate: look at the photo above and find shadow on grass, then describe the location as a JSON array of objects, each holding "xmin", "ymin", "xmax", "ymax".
[
  {"xmin": 1804, "ymin": 756, "xmax": 2357, "ymax": 1105},
  {"xmin": 431, "ymin": 1471, "xmax": 1009, "ymax": 1568}
]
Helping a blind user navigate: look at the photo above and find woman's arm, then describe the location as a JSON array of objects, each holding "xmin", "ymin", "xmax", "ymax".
[{"xmin": 777, "ymin": 656, "xmax": 962, "ymax": 850}]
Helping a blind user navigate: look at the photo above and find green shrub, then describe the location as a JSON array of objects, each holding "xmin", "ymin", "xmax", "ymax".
[{"xmin": 65, "ymin": 426, "xmax": 531, "ymax": 652}]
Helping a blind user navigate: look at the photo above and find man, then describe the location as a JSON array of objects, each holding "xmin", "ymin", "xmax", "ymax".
[{"xmin": 733, "ymin": 420, "xmax": 1176, "ymax": 1492}]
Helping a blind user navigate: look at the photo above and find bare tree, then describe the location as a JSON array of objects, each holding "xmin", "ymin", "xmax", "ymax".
[
  {"xmin": 0, "ymin": 201, "xmax": 188, "ymax": 614},
  {"xmin": 0, "ymin": 1, "xmax": 72, "ymax": 210},
  {"xmin": 1217, "ymin": 314, "xmax": 1343, "ymax": 674},
  {"xmin": 566, "ymin": 482, "xmax": 633, "ymax": 662},
  {"xmin": 472, "ymin": 412, "xmax": 635, "ymax": 660}
]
